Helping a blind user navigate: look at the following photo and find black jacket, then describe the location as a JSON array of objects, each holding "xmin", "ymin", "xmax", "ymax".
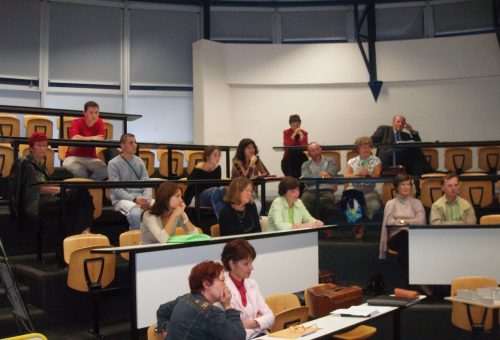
[
  {"xmin": 8, "ymin": 154, "xmax": 49, "ymax": 232},
  {"xmin": 371, "ymin": 125, "xmax": 421, "ymax": 158}
]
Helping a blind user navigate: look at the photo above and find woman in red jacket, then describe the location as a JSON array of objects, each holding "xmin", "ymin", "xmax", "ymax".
[{"xmin": 281, "ymin": 114, "xmax": 308, "ymax": 178}]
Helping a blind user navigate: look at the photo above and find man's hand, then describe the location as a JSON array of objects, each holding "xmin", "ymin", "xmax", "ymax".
[
  {"xmin": 319, "ymin": 170, "xmax": 331, "ymax": 178},
  {"xmin": 91, "ymin": 135, "xmax": 105, "ymax": 141},
  {"xmin": 403, "ymin": 122, "xmax": 414, "ymax": 133},
  {"xmin": 135, "ymin": 198, "xmax": 151, "ymax": 210}
]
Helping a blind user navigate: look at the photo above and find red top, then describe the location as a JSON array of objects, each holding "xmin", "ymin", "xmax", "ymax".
[
  {"xmin": 283, "ymin": 128, "xmax": 308, "ymax": 158},
  {"xmin": 65, "ymin": 117, "xmax": 105, "ymax": 158},
  {"xmin": 229, "ymin": 274, "xmax": 247, "ymax": 307}
]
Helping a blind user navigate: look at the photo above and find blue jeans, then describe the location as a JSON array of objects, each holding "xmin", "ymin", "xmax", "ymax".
[{"xmin": 198, "ymin": 187, "xmax": 226, "ymax": 218}]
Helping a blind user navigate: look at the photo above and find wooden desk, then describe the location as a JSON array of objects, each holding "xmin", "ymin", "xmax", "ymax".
[{"xmin": 446, "ymin": 296, "xmax": 500, "ymax": 338}]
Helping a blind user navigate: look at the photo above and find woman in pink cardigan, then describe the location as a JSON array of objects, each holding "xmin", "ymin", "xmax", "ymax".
[{"xmin": 221, "ymin": 239, "xmax": 275, "ymax": 339}]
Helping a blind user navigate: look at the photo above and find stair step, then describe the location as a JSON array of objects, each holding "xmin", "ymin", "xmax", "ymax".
[{"xmin": 0, "ymin": 305, "xmax": 47, "ymax": 338}]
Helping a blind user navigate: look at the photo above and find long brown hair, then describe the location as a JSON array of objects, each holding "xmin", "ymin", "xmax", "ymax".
[{"xmin": 149, "ymin": 182, "xmax": 182, "ymax": 216}]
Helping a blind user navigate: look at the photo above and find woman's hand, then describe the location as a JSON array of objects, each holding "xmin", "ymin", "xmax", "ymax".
[
  {"xmin": 357, "ymin": 167, "xmax": 369, "ymax": 176},
  {"xmin": 249, "ymin": 155, "xmax": 258, "ymax": 167},
  {"xmin": 220, "ymin": 286, "xmax": 232, "ymax": 310},
  {"xmin": 172, "ymin": 201, "xmax": 186, "ymax": 217}
]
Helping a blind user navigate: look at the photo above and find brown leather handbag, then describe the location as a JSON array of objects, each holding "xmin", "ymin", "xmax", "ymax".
[{"xmin": 307, "ymin": 283, "xmax": 363, "ymax": 318}]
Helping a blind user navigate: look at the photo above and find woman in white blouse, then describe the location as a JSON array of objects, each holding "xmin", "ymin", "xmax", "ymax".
[
  {"xmin": 140, "ymin": 182, "xmax": 199, "ymax": 244},
  {"xmin": 221, "ymin": 239, "xmax": 275, "ymax": 339}
]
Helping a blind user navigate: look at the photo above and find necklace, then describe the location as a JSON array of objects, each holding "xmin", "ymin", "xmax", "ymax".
[{"xmin": 235, "ymin": 208, "xmax": 246, "ymax": 219}]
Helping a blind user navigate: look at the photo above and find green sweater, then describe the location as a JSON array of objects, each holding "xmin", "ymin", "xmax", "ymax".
[{"xmin": 267, "ymin": 196, "xmax": 315, "ymax": 231}]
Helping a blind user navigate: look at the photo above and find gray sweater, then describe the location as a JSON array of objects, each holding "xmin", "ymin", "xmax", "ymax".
[{"xmin": 107, "ymin": 154, "xmax": 152, "ymax": 205}]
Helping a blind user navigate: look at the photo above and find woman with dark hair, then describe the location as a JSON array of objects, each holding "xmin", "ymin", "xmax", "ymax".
[
  {"xmin": 231, "ymin": 138, "xmax": 269, "ymax": 179},
  {"xmin": 231, "ymin": 138, "xmax": 269, "ymax": 214},
  {"xmin": 221, "ymin": 239, "xmax": 274, "ymax": 339},
  {"xmin": 219, "ymin": 177, "xmax": 261, "ymax": 236},
  {"xmin": 267, "ymin": 176, "xmax": 323, "ymax": 231},
  {"xmin": 379, "ymin": 174, "xmax": 425, "ymax": 283},
  {"xmin": 183, "ymin": 145, "xmax": 226, "ymax": 218},
  {"xmin": 140, "ymin": 181, "xmax": 199, "ymax": 244},
  {"xmin": 156, "ymin": 260, "xmax": 245, "ymax": 340},
  {"xmin": 281, "ymin": 114, "xmax": 308, "ymax": 178}
]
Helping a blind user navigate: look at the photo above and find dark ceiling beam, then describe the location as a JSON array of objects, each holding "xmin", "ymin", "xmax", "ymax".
[
  {"xmin": 494, "ymin": 0, "xmax": 500, "ymax": 46},
  {"xmin": 203, "ymin": 0, "xmax": 211, "ymax": 39},
  {"xmin": 354, "ymin": 0, "xmax": 382, "ymax": 102}
]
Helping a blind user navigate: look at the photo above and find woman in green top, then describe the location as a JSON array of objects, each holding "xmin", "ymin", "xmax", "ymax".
[{"xmin": 268, "ymin": 177, "xmax": 324, "ymax": 231}]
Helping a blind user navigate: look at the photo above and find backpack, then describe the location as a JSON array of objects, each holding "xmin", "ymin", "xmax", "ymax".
[{"xmin": 340, "ymin": 189, "xmax": 366, "ymax": 223}]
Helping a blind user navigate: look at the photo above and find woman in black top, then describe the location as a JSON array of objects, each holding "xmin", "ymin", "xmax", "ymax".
[
  {"xmin": 183, "ymin": 146, "xmax": 226, "ymax": 218},
  {"xmin": 219, "ymin": 177, "xmax": 261, "ymax": 236}
]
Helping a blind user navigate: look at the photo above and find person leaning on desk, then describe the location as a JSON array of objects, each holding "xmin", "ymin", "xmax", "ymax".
[
  {"xmin": 267, "ymin": 176, "xmax": 324, "ymax": 231},
  {"xmin": 140, "ymin": 181, "xmax": 200, "ymax": 245},
  {"xmin": 156, "ymin": 260, "xmax": 246, "ymax": 340}
]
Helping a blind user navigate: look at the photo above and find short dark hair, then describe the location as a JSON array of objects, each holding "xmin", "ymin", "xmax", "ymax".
[
  {"xmin": 441, "ymin": 173, "xmax": 459, "ymax": 185},
  {"xmin": 289, "ymin": 114, "xmax": 301, "ymax": 124},
  {"xmin": 120, "ymin": 133, "xmax": 135, "ymax": 144},
  {"xmin": 84, "ymin": 101, "xmax": 99, "ymax": 112},
  {"xmin": 203, "ymin": 145, "xmax": 220, "ymax": 161},
  {"xmin": 278, "ymin": 176, "xmax": 300, "ymax": 196},
  {"xmin": 234, "ymin": 138, "xmax": 259, "ymax": 162},
  {"xmin": 221, "ymin": 239, "xmax": 257, "ymax": 271},
  {"xmin": 393, "ymin": 174, "xmax": 412, "ymax": 192},
  {"xmin": 224, "ymin": 177, "xmax": 253, "ymax": 205},
  {"xmin": 189, "ymin": 261, "xmax": 224, "ymax": 294}
]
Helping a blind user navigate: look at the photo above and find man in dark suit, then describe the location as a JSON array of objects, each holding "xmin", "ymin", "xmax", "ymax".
[{"xmin": 371, "ymin": 115, "xmax": 433, "ymax": 176}]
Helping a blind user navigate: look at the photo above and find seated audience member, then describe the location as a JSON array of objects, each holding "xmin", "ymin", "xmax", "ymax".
[
  {"xmin": 9, "ymin": 132, "xmax": 94, "ymax": 259},
  {"xmin": 156, "ymin": 260, "xmax": 245, "ymax": 340},
  {"xmin": 231, "ymin": 138, "xmax": 269, "ymax": 179},
  {"xmin": 108, "ymin": 133, "xmax": 152, "ymax": 230},
  {"xmin": 281, "ymin": 114, "xmax": 308, "ymax": 178},
  {"xmin": 232, "ymin": 138, "xmax": 269, "ymax": 215},
  {"xmin": 221, "ymin": 239, "xmax": 275, "ymax": 339},
  {"xmin": 140, "ymin": 182, "xmax": 199, "ymax": 244},
  {"xmin": 379, "ymin": 174, "xmax": 425, "ymax": 283},
  {"xmin": 63, "ymin": 101, "xmax": 108, "ymax": 180},
  {"xmin": 183, "ymin": 145, "xmax": 226, "ymax": 218},
  {"xmin": 371, "ymin": 114, "xmax": 433, "ymax": 176},
  {"xmin": 268, "ymin": 176, "xmax": 323, "ymax": 231},
  {"xmin": 219, "ymin": 177, "xmax": 261, "ymax": 236},
  {"xmin": 344, "ymin": 136, "xmax": 382, "ymax": 239},
  {"xmin": 430, "ymin": 173, "xmax": 476, "ymax": 225},
  {"xmin": 300, "ymin": 142, "xmax": 337, "ymax": 222}
]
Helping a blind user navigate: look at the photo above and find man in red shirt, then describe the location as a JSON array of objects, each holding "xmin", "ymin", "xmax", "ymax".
[{"xmin": 62, "ymin": 101, "xmax": 108, "ymax": 180}]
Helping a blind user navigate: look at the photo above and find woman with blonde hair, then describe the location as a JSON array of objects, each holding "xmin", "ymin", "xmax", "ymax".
[{"xmin": 219, "ymin": 177, "xmax": 261, "ymax": 236}]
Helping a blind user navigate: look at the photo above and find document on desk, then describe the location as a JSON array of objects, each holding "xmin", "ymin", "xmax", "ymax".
[{"xmin": 330, "ymin": 306, "xmax": 380, "ymax": 317}]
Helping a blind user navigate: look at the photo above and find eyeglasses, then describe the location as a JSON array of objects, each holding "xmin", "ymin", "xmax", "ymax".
[{"xmin": 289, "ymin": 323, "xmax": 318, "ymax": 334}]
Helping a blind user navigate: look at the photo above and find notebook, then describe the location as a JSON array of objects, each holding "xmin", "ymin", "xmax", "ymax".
[{"xmin": 367, "ymin": 295, "xmax": 418, "ymax": 307}]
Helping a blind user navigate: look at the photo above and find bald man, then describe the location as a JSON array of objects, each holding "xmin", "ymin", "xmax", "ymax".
[{"xmin": 371, "ymin": 114, "xmax": 433, "ymax": 176}]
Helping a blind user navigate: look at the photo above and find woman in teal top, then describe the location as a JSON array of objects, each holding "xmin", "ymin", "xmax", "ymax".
[{"xmin": 268, "ymin": 177, "xmax": 324, "ymax": 231}]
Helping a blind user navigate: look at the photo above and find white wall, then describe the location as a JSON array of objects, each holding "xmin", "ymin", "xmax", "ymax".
[{"xmin": 193, "ymin": 34, "xmax": 500, "ymax": 183}]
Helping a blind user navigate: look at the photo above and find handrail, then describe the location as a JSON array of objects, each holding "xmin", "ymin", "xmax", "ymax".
[
  {"xmin": 273, "ymin": 140, "xmax": 500, "ymax": 152},
  {"xmin": 0, "ymin": 104, "xmax": 141, "ymax": 138},
  {"xmin": 0, "ymin": 136, "xmax": 237, "ymax": 178}
]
